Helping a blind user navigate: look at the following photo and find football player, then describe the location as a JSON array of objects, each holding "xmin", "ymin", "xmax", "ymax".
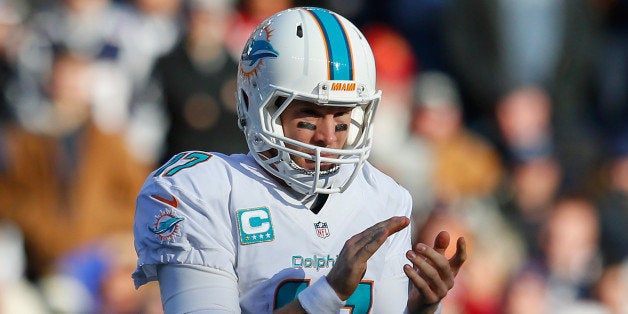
[{"xmin": 132, "ymin": 6, "xmax": 466, "ymax": 313}]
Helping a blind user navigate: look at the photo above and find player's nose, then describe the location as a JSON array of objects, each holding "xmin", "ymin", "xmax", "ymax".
[{"xmin": 312, "ymin": 115, "xmax": 338, "ymax": 146}]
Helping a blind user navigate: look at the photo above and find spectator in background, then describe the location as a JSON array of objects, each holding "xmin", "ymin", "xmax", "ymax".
[
  {"xmin": 0, "ymin": 50, "xmax": 148, "ymax": 279},
  {"xmin": 130, "ymin": 0, "xmax": 247, "ymax": 165},
  {"xmin": 494, "ymin": 86, "xmax": 554, "ymax": 164},
  {"xmin": 443, "ymin": 0, "xmax": 600, "ymax": 193},
  {"xmin": 494, "ymin": 86, "xmax": 564, "ymax": 257},
  {"xmin": 388, "ymin": 71, "xmax": 503, "ymax": 231},
  {"xmin": 596, "ymin": 130, "xmax": 628, "ymax": 267},
  {"xmin": 12, "ymin": 0, "xmax": 135, "ymax": 132},
  {"xmin": 503, "ymin": 195, "xmax": 605, "ymax": 313},
  {"xmin": 542, "ymin": 197, "xmax": 603, "ymax": 302},
  {"xmin": 12, "ymin": 0, "xmax": 183, "ymax": 158},
  {"xmin": 0, "ymin": 51, "xmax": 95, "ymax": 278},
  {"xmin": 409, "ymin": 71, "xmax": 502, "ymax": 205},
  {"xmin": 499, "ymin": 155, "xmax": 563, "ymax": 257}
]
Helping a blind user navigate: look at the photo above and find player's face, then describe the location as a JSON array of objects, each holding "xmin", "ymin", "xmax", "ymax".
[{"xmin": 280, "ymin": 99, "xmax": 353, "ymax": 170}]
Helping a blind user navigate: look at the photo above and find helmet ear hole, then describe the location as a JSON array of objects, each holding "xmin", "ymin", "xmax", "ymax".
[
  {"xmin": 241, "ymin": 89, "xmax": 249, "ymax": 110},
  {"xmin": 296, "ymin": 24, "xmax": 303, "ymax": 38},
  {"xmin": 238, "ymin": 89, "xmax": 250, "ymax": 128}
]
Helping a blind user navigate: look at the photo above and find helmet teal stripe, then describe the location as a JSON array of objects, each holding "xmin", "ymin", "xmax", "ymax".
[{"xmin": 306, "ymin": 7, "xmax": 353, "ymax": 80}]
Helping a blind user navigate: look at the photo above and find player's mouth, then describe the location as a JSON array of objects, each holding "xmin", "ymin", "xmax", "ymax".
[
  {"xmin": 309, "ymin": 153, "xmax": 339, "ymax": 169},
  {"xmin": 290, "ymin": 156, "xmax": 340, "ymax": 174}
]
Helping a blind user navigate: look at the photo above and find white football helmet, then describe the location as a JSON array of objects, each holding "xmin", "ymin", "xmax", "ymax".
[{"xmin": 236, "ymin": 7, "xmax": 381, "ymax": 195}]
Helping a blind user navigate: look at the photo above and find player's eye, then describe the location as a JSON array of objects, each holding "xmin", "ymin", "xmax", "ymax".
[
  {"xmin": 335, "ymin": 124, "xmax": 348, "ymax": 132},
  {"xmin": 297, "ymin": 121, "xmax": 316, "ymax": 130}
]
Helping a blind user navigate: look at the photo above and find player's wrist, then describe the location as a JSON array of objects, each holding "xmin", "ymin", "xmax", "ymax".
[
  {"xmin": 410, "ymin": 301, "xmax": 442, "ymax": 314},
  {"xmin": 297, "ymin": 276, "xmax": 345, "ymax": 314}
]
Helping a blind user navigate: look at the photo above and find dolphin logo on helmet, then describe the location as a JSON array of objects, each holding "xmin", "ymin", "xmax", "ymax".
[
  {"xmin": 242, "ymin": 39, "xmax": 279, "ymax": 66},
  {"xmin": 240, "ymin": 25, "xmax": 278, "ymax": 80}
]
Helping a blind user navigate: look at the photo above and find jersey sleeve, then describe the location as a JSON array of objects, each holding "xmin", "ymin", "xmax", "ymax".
[
  {"xmin": 158, "ymin": 264, "xmax": 240, "ymax": 313},
  {"xmin": 132, "ymin": 154, "xmax": 237, "ymax": 289}
]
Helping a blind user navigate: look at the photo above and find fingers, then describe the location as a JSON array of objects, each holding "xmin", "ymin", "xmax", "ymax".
[
  {"xmin": 403, "ymin": 253, "xmax": 449, "ymax": 304},
  {"xmin": 359, "ymin": 227, "xmax": 387, "ymax": 256},
  {"xmin": 353, "ymin": 216, "xmax": 409, "ymax": 247},
  {"xmin": 433, "ymin": 231, "xmax": 450, "ymax": 255},
  {"xmin": 405, "ymin": 233, "xmax": 468, "ymax": 308},
  {"xmin": 409, "ymin": 244, "xmax": 455, "ymax": 287},
  {"xmin": 375, "ymin": 216, "xmax": 410, "ymax": 236},
  {"xmin": 449, "ymin": 237, "xmax": 467, "ymax": 275},
  {"xmin": 413, "ymin": 236, "xmax": 467, "ymax": 280},
  {"xmin": 354, "ymin": 216, "xmax": 410, "ymax": 259}
]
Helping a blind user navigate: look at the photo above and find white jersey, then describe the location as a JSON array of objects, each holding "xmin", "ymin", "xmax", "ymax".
[{"xmin": 133, "ymin": 152, "xmax": 413, "ymax": 313}]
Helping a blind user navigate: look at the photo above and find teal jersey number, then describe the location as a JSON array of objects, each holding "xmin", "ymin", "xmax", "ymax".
[
  {"xmin": 154, "ymin": 152, "xmax": 212, "ymax": 177},
  {"xmin": 275, "ymin": 280, "xmax": 309, "ymax": 309},
  {"xmin": 275, "ymin": 280, "xmax": 373, "ymax": 313},
  {"xmin": 345, "ymin": 282, "xmax": 373, "ymax": 313}
]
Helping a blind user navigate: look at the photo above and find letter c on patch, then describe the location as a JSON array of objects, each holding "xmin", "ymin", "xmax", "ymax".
[{"xmin": 241, "ymin": 209, "xmax": 270, "ymax": 234}]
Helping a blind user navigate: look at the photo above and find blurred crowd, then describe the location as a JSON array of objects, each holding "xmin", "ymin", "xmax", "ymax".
[{"xmin": 0, "ymin": 0, "xmax": 625, "ymax": 313}]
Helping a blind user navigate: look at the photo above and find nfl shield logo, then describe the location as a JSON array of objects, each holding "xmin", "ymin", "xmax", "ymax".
[{"xmin": 314, "ymin": 221, "xmax": 330, "ymax": 238}]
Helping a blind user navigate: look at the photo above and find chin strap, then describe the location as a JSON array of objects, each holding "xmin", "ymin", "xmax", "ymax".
[{"xmin": 309, "ymin": 194, "xmax": 329, "ymax": 214}]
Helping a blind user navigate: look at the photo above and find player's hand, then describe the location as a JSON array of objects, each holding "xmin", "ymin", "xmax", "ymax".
[
  {"xmin": 327, "ymin": 216, "xmax": 410, "ymax": 300},
  {"xmin": 405, "ymin": 231, "xmax": 466, "ymax": 314}
]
